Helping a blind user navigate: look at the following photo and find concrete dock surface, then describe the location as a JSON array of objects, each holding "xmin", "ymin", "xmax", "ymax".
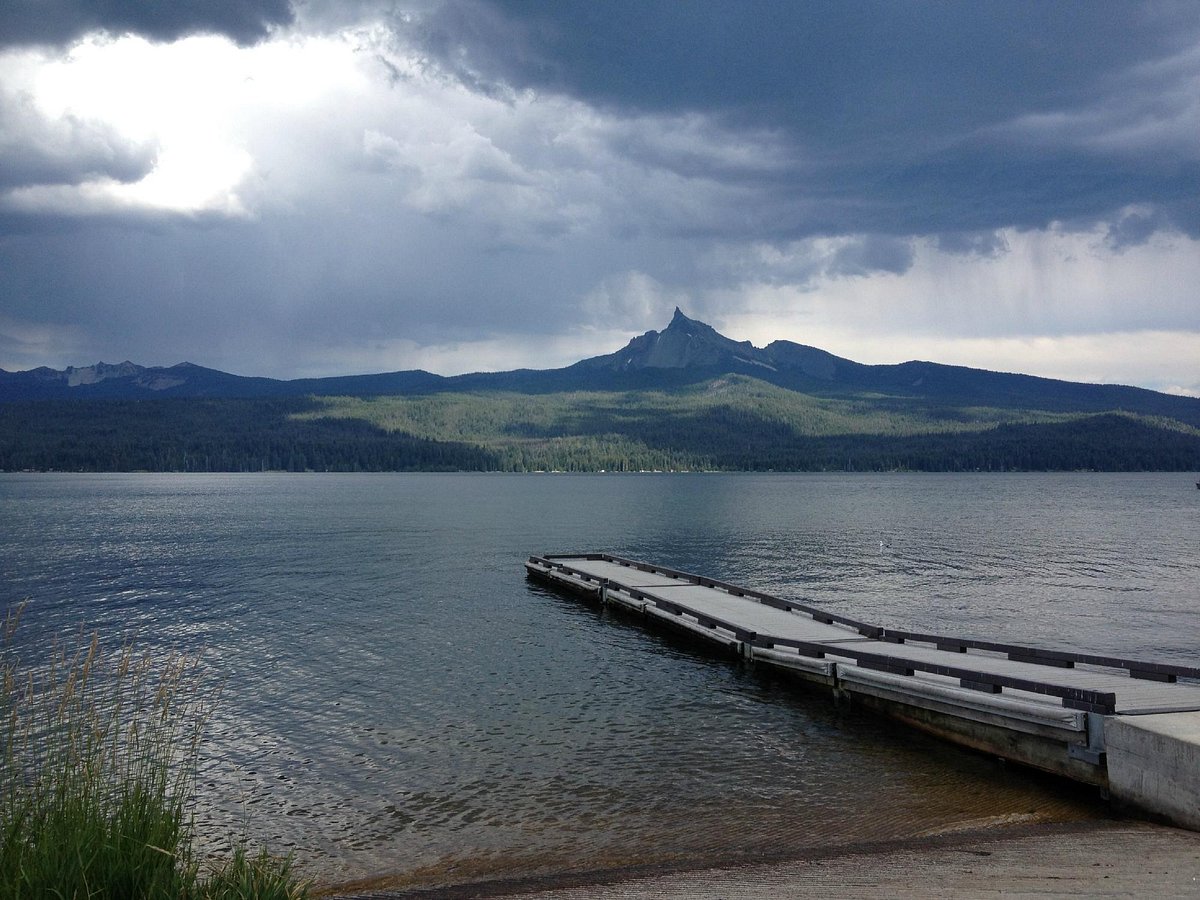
[
  {"xmin": 344, "ymin": 820, "xmax": 1200, "ymax": 899},
  {"xmin": 525, "ymin": 554, "xmax": 1200, "ymax": 828}
]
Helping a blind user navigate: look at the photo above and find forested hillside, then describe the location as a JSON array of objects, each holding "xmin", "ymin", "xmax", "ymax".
[
  {"xmin": 0, "ymin": 399, "xmax": 498, "ymax": 472},
  {"xmin": 4, "ymin": 375, "xmax": 1199, "ymax": 473}
]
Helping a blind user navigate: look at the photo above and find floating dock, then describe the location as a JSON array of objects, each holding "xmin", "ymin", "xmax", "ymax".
[{"xmin": 525, "ymin": 552, "xmax": 1200, "ymax": 831}]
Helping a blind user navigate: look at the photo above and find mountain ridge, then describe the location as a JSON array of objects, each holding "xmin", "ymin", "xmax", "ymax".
[
  {"xmin": 3, "ymin": 310, "xmax": 1198, "ymax": 429},
  {"xmin": 4, "ymin": 311, "xmax": 1200, "ymax": 473}
]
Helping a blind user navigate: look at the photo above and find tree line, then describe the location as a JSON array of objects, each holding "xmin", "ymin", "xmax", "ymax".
[{"xmin": 3, "ymin": 395, "xmax": 1198, "ymax": 473}]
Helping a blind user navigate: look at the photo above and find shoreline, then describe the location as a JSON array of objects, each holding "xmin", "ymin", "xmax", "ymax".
[{"xmin": 324, "ymin": 819, "xmax": 1200, "ymax": 899}]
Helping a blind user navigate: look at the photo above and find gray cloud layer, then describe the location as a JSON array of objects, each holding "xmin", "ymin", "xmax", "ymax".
[
  {"xmin": 0, "ymin": 0, "xmax": 1198, "ymax": 389},
  {"xmin": 406, "ymin": 0, "xmax": 1200, "ymax": 240},
  {"xmin": 0, "ymin": 93, "xmax": 154, "ymax": 191},
  {"xmin": 0, "ymin": 0, "xmax": 293, "ymax": 48}
]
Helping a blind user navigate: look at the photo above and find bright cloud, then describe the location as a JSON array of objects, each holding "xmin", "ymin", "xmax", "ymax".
[
  {"xmin": 709, "ymin": 226, "xmax": 1200, "ymax": 394},
  {"xmin": 0, "ymin": 30, "xmax": 370, "ymax": 216}
]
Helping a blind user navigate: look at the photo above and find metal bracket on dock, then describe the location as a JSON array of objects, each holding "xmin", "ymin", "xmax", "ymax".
[
  {"xmin": 961, "ymin": 679, "xmax": 1003, "ymax": 694},
  {"xmin": 1068, "ymin": 715, "xmax": 1107, "ymax": 766},
  {"xmin": 1068, "ymin": 743, "xmax": 1106, "ymax": 765}
]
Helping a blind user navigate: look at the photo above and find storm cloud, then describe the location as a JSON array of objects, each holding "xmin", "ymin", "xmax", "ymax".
[
  {"xmin": 407, "ymin": 1, "xmax": 1200, "ymax": 233},
  {"xmin": 0, "ymin": 1, "xmax": 1197, "ymax": 394},
  {"xmin": 0, "ymin": 0, "xmax": 293, "ymax": 48}
]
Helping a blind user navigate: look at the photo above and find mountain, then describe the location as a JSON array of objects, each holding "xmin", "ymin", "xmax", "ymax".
[
  {"xmin": 3, "ymin": 309, "xmax": 1198, "ymax": 429},
  {"xmin": 4, "ymin": 311, "xmax": 1200, "ymax": 473},
  {"xmin": 576, "ymin": 307, "xmax": 766, "ymax": 371},
  {"xmin": 1, "ymin": 360, "xmax": 274, "ymax": 400},
  {"xmin": 569, "ymin": 308, "xmax": 1200, "ymax": 426},
  {"xmin": 0, "ymin": 360, "xmax": 443, "ymax": 401},
  {"xmin": 575, "ymin": 306, "xmax": 852, "ymax": 381}
]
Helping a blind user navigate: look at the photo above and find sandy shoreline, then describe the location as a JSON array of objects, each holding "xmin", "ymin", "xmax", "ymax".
[{"xmin": 327, "ymin": 819, "xmax": 1200, "ymax": 899}]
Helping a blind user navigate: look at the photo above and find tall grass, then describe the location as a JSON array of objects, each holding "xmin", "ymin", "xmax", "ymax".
[{"xmin": 0, "ymin": 605, "xmax": 309, "ymax": 899}]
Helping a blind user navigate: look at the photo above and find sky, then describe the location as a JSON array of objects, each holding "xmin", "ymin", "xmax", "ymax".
[{"xmin": 1, "ymin": 1, "xmax": 1198, "ymax": 395}]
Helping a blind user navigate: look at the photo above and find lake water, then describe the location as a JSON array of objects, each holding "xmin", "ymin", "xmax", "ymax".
[{"xmin": 2, "ymin": 472, "xmax": 1197, "ymax": 889}]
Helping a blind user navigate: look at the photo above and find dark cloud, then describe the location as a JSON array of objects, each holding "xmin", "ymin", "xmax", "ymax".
[
  {"xmin": 1106, "ymin": 208, "xmax": 1168, "ymax": 250},
  {"xmin": 0, "ymin": 0, "xmax": 294, "ymax": 48},
  {"xmin": 749, "ymin": 144, "xmax": 1200, "ymax": 242},
  {"xmin": 1162, "ymin": 193, "xmax": 1200, "ymax": 238},
  {"xmin": 934, "ymin": 231, "xmax": 1009, "ymax": 259},
  {"xmin": 404, "ymin": 0, "xmax": 1200, "ymax": 240},
  {"xmin": 825, "ymin": 236, "xmax": 914, "ymax": 278},
  {"xmin": 415, "ymin": 2, "xmax": 1187, "ymax": 138}
]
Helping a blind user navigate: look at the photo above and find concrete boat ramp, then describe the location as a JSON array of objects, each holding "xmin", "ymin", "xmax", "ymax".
[{"xmin": 525, "ymin": 552, "xmax": 1200, "ymax": 832}]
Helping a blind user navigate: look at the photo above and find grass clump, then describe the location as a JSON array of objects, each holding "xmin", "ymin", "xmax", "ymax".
[
  {"xmin": 0, "ymin": 606, "xmax": 309, "ymax": 899},
  {"xmin": 200, "ymin": 845, "xmax": 307, "ymax": 900}
]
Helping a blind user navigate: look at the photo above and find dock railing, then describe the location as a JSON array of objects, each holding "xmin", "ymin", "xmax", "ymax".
[
  {"xmin": 538, "ymin": 553, "xmax": 883, "ymax": 637},
  {"xmin": 878, "ymin": 629, "xmax": 1200, "ymax": 684},
  {"xmin": 753, "ymin": 635, "xmax": 1118, "ymax": 713},
  {"xmin": 527, "ymin": 553, "xmax": 1200, "ymax": 716}
]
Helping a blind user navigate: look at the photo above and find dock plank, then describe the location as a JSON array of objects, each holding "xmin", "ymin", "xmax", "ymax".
[
  {"xmin": 530, "ymin": 553, "xmax": 1200, "ymax": 717},
  {"xmin": 646, "ymin": 584, "xmax": 873, "ymax": 644},
  {"xmin": 526, "ymin": 552, "xmax": 1200, "ymax": 833}
]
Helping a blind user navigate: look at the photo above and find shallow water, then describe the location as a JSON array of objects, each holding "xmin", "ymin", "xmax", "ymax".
[{"xmin": 2, "ymin": 472, "xmax": 1196, "ymax": 886}]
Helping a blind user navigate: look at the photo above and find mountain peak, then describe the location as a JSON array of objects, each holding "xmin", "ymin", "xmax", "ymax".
[
  {"xmin": 666, "ymin": 305, "xmax": 712, "ymax": 330},
  {"xmin": 574, "ymin": 309, "xmax": 760, "ymax": 372}
]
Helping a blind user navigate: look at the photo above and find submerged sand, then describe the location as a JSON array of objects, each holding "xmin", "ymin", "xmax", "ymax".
[{"xmin": 330, "ymin": 820, "xmax": 1200, "ymax": 899}]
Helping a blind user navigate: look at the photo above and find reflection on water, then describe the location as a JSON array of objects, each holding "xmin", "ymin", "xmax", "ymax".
[{"xmin": 2, "ymin": 472, "xmax": 1193, "ymax": 886}]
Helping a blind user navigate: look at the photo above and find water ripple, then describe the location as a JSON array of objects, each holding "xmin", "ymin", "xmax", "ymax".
[{"xmin": 2, "ymin": 472, "xmax": 1190, "ymax": 885}]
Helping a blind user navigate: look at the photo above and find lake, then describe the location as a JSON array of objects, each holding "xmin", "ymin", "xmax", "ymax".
[{"xmin": 2, "ymin": 472, "xmax": 1197, "ymax": 888}]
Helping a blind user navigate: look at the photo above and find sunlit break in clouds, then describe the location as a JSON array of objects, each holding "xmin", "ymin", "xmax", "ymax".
[{"xmin": 0, "ymin": 1, "xmax": 1197, "ymax": 395}]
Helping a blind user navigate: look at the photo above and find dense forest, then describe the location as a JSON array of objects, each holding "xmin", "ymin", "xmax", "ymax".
[
  {"xmin": 4, "ymin": 375, "xmax": 1199, "ymax": 472},
  {"xmin": 0, "ymin": 398, "xmax": 499, "ymax": 472}
]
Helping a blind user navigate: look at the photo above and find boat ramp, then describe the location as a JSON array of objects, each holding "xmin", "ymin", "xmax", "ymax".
[{"xmin": 525, "ymin": 552, "xmax": 1200, "ymax": 832}]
